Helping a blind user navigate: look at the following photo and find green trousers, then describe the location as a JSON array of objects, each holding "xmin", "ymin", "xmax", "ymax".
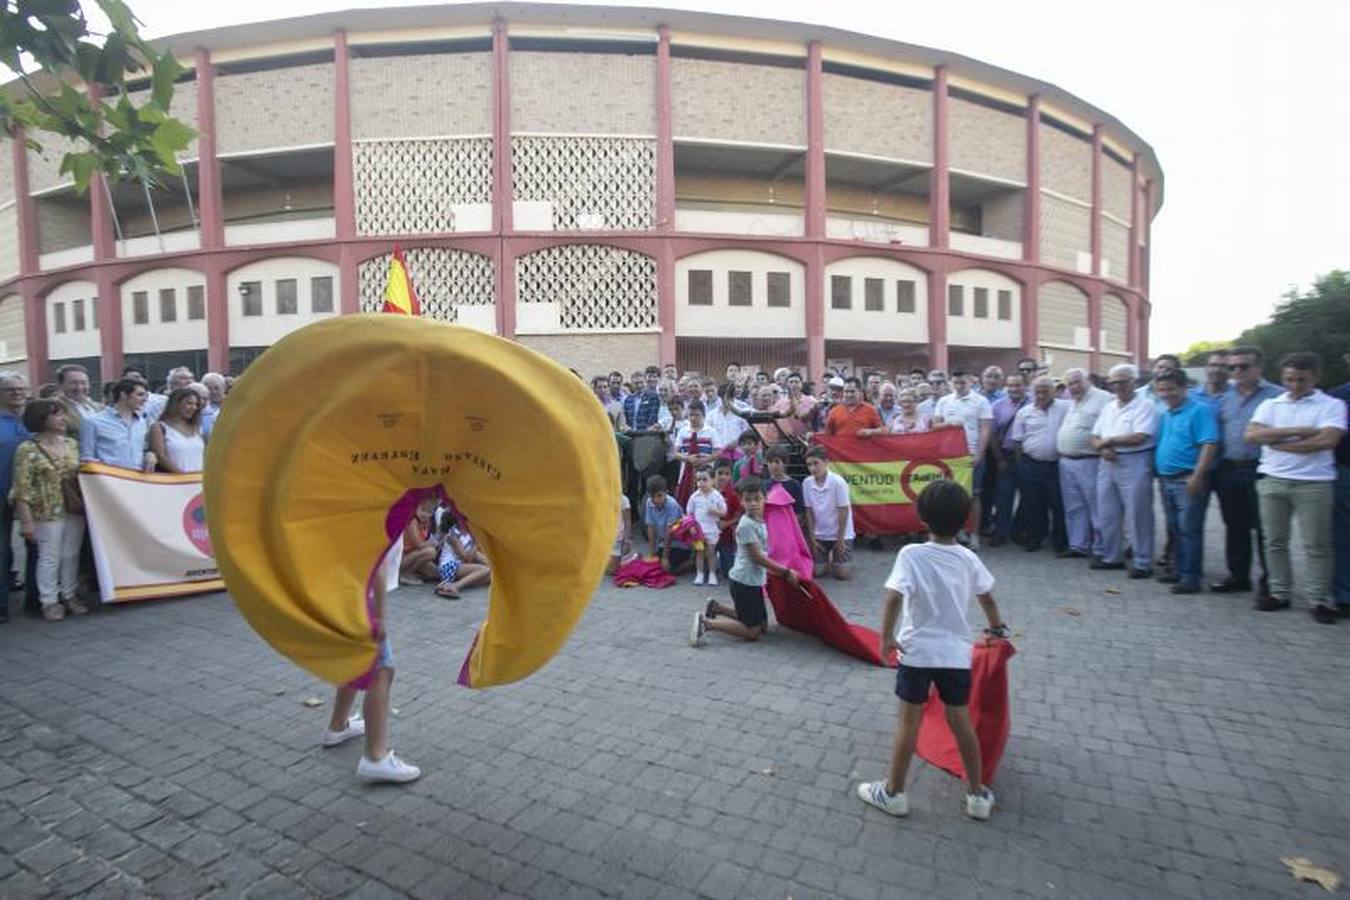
[{"xmin": 1256, "ymin": 475, "xmax": 1334, "ymax": 604}]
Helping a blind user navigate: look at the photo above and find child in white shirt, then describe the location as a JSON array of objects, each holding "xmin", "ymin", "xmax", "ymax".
[
  {"xmin": 856, "ymin": 479, "xmax": 1008, "ymax": 822},
  {"xmin": 685, "ymin": 466, "xmax": 727, "ymax": 586}
]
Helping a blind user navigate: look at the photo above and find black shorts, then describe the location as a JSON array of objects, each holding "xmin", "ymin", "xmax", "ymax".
[
  {"xmin": 895, "ymin": 664, "xmax": 971, "ymax": 706},
  {"xmin": 728, "ymin": 579, "xmax": 768, "ymax": 629}
]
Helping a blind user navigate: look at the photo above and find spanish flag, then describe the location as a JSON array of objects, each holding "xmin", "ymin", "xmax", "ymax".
[{"xmin": 382, "ymin": 245, "xmax": 421, "ymax": 316}]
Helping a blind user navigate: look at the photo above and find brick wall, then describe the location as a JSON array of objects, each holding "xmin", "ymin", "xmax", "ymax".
[
  {"xmin": 1101, "ymin": 155, "xmax": 1132, "ymax": 221},
  {"xmin": 1101, "ymin": 293, "xmax": 1128, "ymax": 353},
  {"xmin": 672, "ymin": 58, "xmax": 804, "ymax": 146},
  {"xmin": 1039, "ymin": 193, "xmax": 1090, "ymax": 271},
  {"xmin": 36, "ymin": 199, "xmax": 91, "ymax": 254},
  {"xmin": 1101, "ymin": 217, "xmax": 1129, "ymax": 282},
  {"xmin": 949, "ymin": 98, "xmax": 1025, "ymax": 182},
  {"xmin": 515, "ymin": 332, "xmax": 661, "ymax": 378},
  {"xmin": 980, "ymin": 191, "xmax": 1023, "ymax": 241},
  {"xmin": 1037, "ymin": 279, "xmax": 1089, "ymax": 346},
  {"xmin": 128, "ymin": 81, "xmax": 199, "ymax": 160},
  {"xmin": 215, "ymin": 64, "xmax": 334, "ymax": 155},
  {"xmin": 512, "ymin": 52, "xmax": 656, "ymax": 136},
  {"xmin": 822, "ymin": 73, "xmax": 931, "ymax": 162},
  {"xmin": 1039, "ymin": 123, "xmax": 1091, "ymax": 201},
  {"xmin": 352, "ymin": 54, "xmax": 492, "ymax": 139}
]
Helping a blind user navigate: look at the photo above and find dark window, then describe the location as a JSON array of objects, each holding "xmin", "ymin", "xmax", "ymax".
[
  {"xmin": 276, "ymin": 279, "xmax": 298, "ymax": 315},
  {"xmin": 187, "ymin": 285, "xmax": 206, "ymax": 320},
  {"xmin": 53, "ymin": 302, "xmax": 66, "ymax": 333},
  {"xmin": 973, "ymin": 287, "xmax": 989, "ymax": 319},
  {"xmin": 997, "ymin": 289, "xmax": 1012, "ymax": 320},
  {"xmin": 159, "ymin": 288, "xmax": 177, "ymax": 323},
  {"xmin": 72, "ymin": 299, "xmax": 85, "ymax": 331},
  {"xmin": 688, "ymin": 270, "xmax": 713, "ymax": 306},
  {"xmin": 240, "ymin": 281, "xmax": 263, "ymax": 317},
  {"xmin": 766, "ymin": 271, "xmax": 790, "ymax": 308},
  {"xmin": 947, "ymin": 284, "xmax": 963, "ymax": 317},
  {"xmin": 311, "ymin": 276, "xmax": 334, "ymax": 313},
  {"xmin": 831, "ymin": 275, "xmax": 852, "ymax": 310},
  {"xmin": 132, "ymin": 291, "xmax": 149, "ymax": 325},
  {"xmin": 90, "ymin": 298, "xmax": 98, "ymax": 330},
  {"xmin": 897, "ymin": 280, "xmax": 916, "ymax": 313},
  {"xmin": 864, "ymin": 277, "xmax": 884, "ymax": 312},
  {"xmin": 728, "ymin": 271, "xmax": 753, "ymax": 307}
]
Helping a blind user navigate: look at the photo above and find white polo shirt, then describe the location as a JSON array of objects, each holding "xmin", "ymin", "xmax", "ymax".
[
  {"xmin": 1092, "ymin": 392, "xmax": 1159, "ymax": 453},
  {"xmin": 933, "ymin": 391, "xmax": 993, "ymax": 456},
  {"xmin": 1250, "ymin": 390, "xmax": 1347, "ymax": 481}
]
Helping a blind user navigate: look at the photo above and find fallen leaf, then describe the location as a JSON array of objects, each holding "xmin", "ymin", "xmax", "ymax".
[
  {"xmin": 1104, "ymin": 588, "xmax": 1122, "ymax": 595},
  {"xmin": 302, "ymin": 697, "xmax": 324, "ymax": 708},
  {"xmin": 272, "ymin": 688, "xmax": 286, "ymax": 696},
  {"xmin": 758, "ymin": 767, "xmax": 776, "ymax": 777},
  {"xmin": 1012, "ymin": 630, "xmax": 1024, "ymax": 638},
  {"xmin": 1281, "ymin": 857, "xmax": 1341, "ymax": 892},
  {"xmin": 1057, "ymin": 607, "xmax": 1082, "ymax": 617}
]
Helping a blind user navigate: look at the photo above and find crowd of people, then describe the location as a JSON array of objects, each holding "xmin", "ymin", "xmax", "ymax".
[{"xmin": 596, "ymin": 349, "xmax": 1349, "ymax": 626}]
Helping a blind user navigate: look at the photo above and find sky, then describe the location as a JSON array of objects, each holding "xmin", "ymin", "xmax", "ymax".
[{"xmin": 119, "ymin": 0, "xmax": 1350, "ymax": 353}]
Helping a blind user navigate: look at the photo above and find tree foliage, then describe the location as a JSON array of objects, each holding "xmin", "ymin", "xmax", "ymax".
[
  {"xmin": 1180, "ymin": 339, "xmax": 1235, "ymax": 367},
  {"xmin": 0, "ymin": 0, "xmax": 194, "ymax": 193},
  {"xmin": 1235, "ymin": 271, "xmax": 1350, "ymax": 387}
]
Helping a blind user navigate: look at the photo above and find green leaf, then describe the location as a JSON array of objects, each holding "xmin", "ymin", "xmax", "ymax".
[
  {"xmin": 150, "ymin": 52, "xmax": 184, "ymax": 109},
  {"xmin": 149, "ymin": 117, "xmax": 194, "ymax": 165},
  {"xmin": 59, "ymin": 151, "xmax": 100, "ymax": 193}
]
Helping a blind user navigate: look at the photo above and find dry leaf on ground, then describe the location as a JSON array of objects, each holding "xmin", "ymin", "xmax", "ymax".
[
  {"xmin": 1104, "ymin": 588, "xmax": 1122, "ymax": 595},
  {"xmin": 1281, "ymin": 857, "xmax": 1341, "ymax": 892},
  {"xmin": 756, "ymin": 766, "xmax": 776, "ymax": 777},
  {"xmin": 301, "ymin": 696, "xmax": 324, "ymax": 708},
  {"xmin": 1057, "ymin": 607, "xmax": 1082, "ymax": 617}
]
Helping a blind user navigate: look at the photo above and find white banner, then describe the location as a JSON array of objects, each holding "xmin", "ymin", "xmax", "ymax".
[{"xmin": 78, "ymin": 463, "xmax": 224, "ymax": 604}]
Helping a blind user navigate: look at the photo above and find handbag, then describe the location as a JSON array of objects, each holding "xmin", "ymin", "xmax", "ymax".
[{"xmin": 34, "ymin": 441, "xmax": 84, "ymax": 516}]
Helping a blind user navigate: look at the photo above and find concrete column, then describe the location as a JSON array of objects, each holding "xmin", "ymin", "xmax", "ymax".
[
  {"xmin": 930, "ymin": 66, "xmax": 949, "ymax": 249},
  {"xmin": 1090, "ymin": 124, "xmax": 1103, "ymax": 276},
  {"xmin": 657, "ymin": 239, "xmax": 676, "ymax": 365},
  {"xmin": 655, "ymin": 26, "xmax": 675, "ymax": 230},
  {"xmin": 804, "ymin": 41, "xmax": 825, "ymax": 239},
  {"xmin": 333, "ymin": 30, "xmax": 355, "ymax": 242},
  {"xmin": 927, "ymin": 264, "xmax": 949, "ymax": 370}
]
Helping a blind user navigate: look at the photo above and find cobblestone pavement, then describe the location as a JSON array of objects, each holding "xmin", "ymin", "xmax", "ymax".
[{"xmin": 1, "ymin": 506, "xmax": 1347, "ymax": 899}]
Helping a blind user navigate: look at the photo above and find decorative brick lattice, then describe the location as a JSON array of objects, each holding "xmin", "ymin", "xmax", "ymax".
[
  {"xmin": 358, "ymin": 247, "xmax": 494, "ymax": 323},
  {"xmin": 355, "ymin": 139, "xmax": 493, "ymax": 237},
  {"xmin": 512, "ymin": 137, "xmax": 655, "ymax": 231},
  {"xmin": 516, "ymin": 244, "xmax": 657, "ymax": 331}
]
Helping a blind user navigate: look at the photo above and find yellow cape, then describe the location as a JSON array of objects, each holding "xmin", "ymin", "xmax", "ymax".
[{"xmin": 204, "ymin": 315, "xmax": 619, "ymax": 688}]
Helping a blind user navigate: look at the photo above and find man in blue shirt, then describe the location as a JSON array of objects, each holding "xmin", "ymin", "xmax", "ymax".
[
  {"xmin": 1212, "ymin": 346, "xmax": 1283, "ymax": 594},
  {"xmin": 80, "ymin": 378, "xmax": 154, "ymax": 471},
  {"xmin": 1154, "ymin": 370, "xmax": 1220, "ymax": 594},
  {"xmin": 0, "ymin": 372, "xmax": 33, "ymax": 622}
]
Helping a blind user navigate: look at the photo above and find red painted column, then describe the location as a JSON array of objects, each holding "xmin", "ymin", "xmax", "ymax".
[
  {"xmin": 927, "ymin": 263, "xmax": 949, "ymax": 370},
  {"xmin": 803, "ymin": 41, "xmax": 826, "ymax": 379},
  {"xmin": 11, "ymin": 131, "xmax": 38, "ymax": 275},
  {"xmin": 1138, "ymin": 299, "xmax": 1151, "ymax": 365},
  {"xmin": 1087, "ymin": 284, "xmax": 1102, "ymax": 375},
  {"xmin": 94, "ymin": 268, "xmax": 121, "ymax": 382},
  {"xmin": 1143, "ymin": 179, "xmax": 1155, "ymax": 294},
  {"xmin": 655, "ymin": 26, "xmax": 676, "ymax": 364},
  {"xmin": 338, "ymin": 244, "xmax": 359, "ymax": 316},
  {"xmin": 805, "ymin": 245, "xmax": 825, "ymax": 380},
  {"xmin": 194, "ymin": 48, "xmax": 229, "ymax": 371},
  {"xmin": 21, "ymin": 283, "xmax": 47, "ymax": 385},
  {"xmin": 334, "ymin": 30, "xmax": 355, "ymax": 243},
  {"xmin": 1128, "ymin": 153, "xmax": 1141, "ymax": 289},
  {"xmin": 1021, "ymin": 95, "xmax": 1041, "ymax": 357},
  {"xmin": 1021, "ymin": 270, "xmax": 1040, "ymax": 359},
  {"xmin": 930, "ymin": 66, "xmax": 949, "ymax": 250},
  {"xmin": 491, "ymin": 18, "xmax": 515, "ymax": 337},
  {"xmin": 1124, "ymin": 294, "xmax": 1138, "ymax": 365},
  {"xmin": 1090, "ymin": 124, "xmax": 1103, "ymax": 277}
]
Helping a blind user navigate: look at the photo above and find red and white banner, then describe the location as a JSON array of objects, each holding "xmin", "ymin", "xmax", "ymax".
[{"xmin": 78, "ymin": 463, "xmax": 224, "ymax": 604}]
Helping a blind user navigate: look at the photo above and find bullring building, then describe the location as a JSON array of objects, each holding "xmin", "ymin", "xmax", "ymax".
[{"xmin": 0, "ymin": 3, "xmax": 1162, "ymax": 387}]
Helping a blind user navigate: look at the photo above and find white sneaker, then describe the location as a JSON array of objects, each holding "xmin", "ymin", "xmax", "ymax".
[
  {"xmin": 356, "ymin": 751, "xmax": 421, "ymax": 783},
  {"xmin": 322, "ymin": 714, "xmax": 365, "ymax": 748},
  {"xmin": 693, "ymin": 571, "xmax": 705, "ymax": 586},
  {"xmin": 689, "ymin": 611, "xmax": 706, "ymax": 647},
  {"xmin": 707, "ymin": 572, "xmax": 718, "ymax": 587},
  {"xmin": 856, "ymin": 781, "xmax": 909, "ymax": 817},
  {"xmin": 965, "ymin": 787, "xmax": 995, "ymax": 820}
]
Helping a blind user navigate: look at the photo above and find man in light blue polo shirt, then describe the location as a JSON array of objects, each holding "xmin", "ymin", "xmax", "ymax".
[
  {"xmin": 0, "ymin": 372, "xmax": 33, "ymax": 623},
  {"xmin": 80, "ymin": 378, "xmax": 154, "ymax": 472},
  {"xmin": 1154, "ymin": 370, "xmax": 1220, "ymax": 594}
]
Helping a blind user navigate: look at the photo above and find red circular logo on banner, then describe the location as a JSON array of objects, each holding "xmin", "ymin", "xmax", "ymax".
[
  {"xmin": 182, "ymin": 493, "xmax": 213, "ymax": 556},
  {"xmin": 900, "ymin": 458, "xmax": 954, "ymax": 502}
]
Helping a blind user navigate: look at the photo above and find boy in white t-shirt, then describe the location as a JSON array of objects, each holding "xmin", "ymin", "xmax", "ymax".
[
  {"xmin": 856, "ymin": 479, "xmax": 1008, "ymax": 822},
  {"xmin": 802, "ymin": 445, "xmax": 854, "ymax": 580}
]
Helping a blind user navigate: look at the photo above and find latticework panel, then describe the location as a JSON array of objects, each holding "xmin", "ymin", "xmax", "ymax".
[
  {"xmin": 354, "ymin": 138, "xmax": 493, "ymax": 237},
  {"xmin": 512, "ymin": 137, "xmax": 655, "ymax": 231},
  {"xmin": 516, "ymin": 244, "xmax": 657, "ymax": 332},
  {"xmin": 358, "ymin": 247, "xmax": 494, "ymax": 323}
]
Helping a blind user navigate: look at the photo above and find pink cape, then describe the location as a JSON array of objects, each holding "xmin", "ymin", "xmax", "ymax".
[{"xmin": 611, "ymin": 557, "xmax": 675, "ymax": 589}]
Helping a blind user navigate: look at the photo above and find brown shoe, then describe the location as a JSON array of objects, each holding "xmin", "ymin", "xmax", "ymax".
[
  {"xmin": 1254, "ymin": 593, "xmax": 1290, "ymax": 612},
  {"xmin": 41, "ymin": 604, "xmax": 65, "ymax": 622},
  {"xmin": 63, "ymin": 598, "xmax": 89, "ymax": 616}
]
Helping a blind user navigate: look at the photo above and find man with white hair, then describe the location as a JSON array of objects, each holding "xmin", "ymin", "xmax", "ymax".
[
  {"xmin": 144, "ymin": 365, "xmax": 195, "ymax": 421},
  {"xmin": 1055, "ymin": 368, "xmax": 1111, "ymax": 558},
  {"xmin": 1011, "ymin": 375, "xmax": 1070, "ymax": 552},
  {"xmin": 55, "ymin": 364, "xmax": 102, "ymax": 440},
  {"xmin": 875, "ymin": 382, "xmax": 902, "ymax": 431},
  {"xmin": 200, "ymin": 372, "xmax": 227, "ymax": 439},
  {"xmin": 1091, "ymin": 363, "xmax": 1160, "ymax": 578}
]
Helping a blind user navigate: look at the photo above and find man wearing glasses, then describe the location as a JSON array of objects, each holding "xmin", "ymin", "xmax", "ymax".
[
  {"xmin": 1016, "ymin": 358, "xmax": 1040, "ymax": 382},
  {"xmin": 1212, "ymin": 346, "xmax": 1281, "ymax": 595},
  {"xmin": 917, "ymin": 369, "xmax": 949, "ymax": 420},
  {"xmin": 1091, "ymin": 364, "xmax": 1160, "ymax": 578}
]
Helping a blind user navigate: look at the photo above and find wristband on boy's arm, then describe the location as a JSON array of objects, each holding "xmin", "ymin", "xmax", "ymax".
[{"xmin": 984, "ymin": 624, "xmax": 1010, "ymax": 639}]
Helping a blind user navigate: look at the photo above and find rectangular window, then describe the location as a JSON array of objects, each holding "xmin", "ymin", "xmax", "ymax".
[
  {"xmin": 159, "ymin": 288, "xmax": 177, "ymax": 323},
  {"xmin": 864, "ymin": 277, "xmax": 885, "ymax": 312},
  {"xmin": 90, "ymin": 298, "xmax": 98, "ymax": 330},
  {"xmin": 72, "ymin": 299, "xmax": 85, "ymax": 331},
  {"xmin": 132, "ymin": 291, "xmax": 149, "ymax": 325},
  {"xmin": 896, "ymin": 280, "xmax": 916, "ymax": 313},
  {"xmin": 53, "ymin": 302, "xmax": 66, "ymax": 333},
  {"xmin": 276, "ymin": 279, "xmax": 298, "ymax": 315},
  {"xmin": 240, "ymin": 281, "xmax": 263, "ymax": 317},
  {"xmin": 311, "ymin": 276, "xmax": 334, "ymax": 313},
  {"xmin": 688, "ymin": 269, "xmax": 713, "ymax": 306},
  {"xmin": 973, "ymin": 286, "xmax": 989, "ymax": 319},
  {"xmin": 187, "ymin": 285, "xmax": 205, "ymax": 320},
  {"xmin": 727, "ymin": 271, "xmax": 753, "ymax": 307},
  {"xmin": 831, "ymin": 275, "xmax": 852, "ymax": 310},
  {"xmin": 997, "ymin": 289, "xmax": 1012, "ymax": 320},
  {"xmin": 947, "ymin": 284, "xmax": 963, "ymax": 317},
  {"xmin": 766, "ymin": 271, "xmax": 790, "ymax": 308}
]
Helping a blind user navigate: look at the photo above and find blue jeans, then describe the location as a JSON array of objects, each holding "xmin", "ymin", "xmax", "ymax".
[
  {"xmin": 1159, "ymin": 474, "xmax": 1208, "ymax": 587},
  {"xmin": 1334, "ymin": 463, "xmax": 1350, "ymax": 605}
]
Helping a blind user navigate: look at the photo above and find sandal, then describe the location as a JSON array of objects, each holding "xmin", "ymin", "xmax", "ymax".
[{"xmin": 435, "ymin": 582, "xmax": 461, "ymax": 599}]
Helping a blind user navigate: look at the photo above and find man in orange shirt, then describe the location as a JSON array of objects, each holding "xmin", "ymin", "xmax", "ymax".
[{"xmin": 824, "ymin": 378, "xmax": 887, "ymax": 437}]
